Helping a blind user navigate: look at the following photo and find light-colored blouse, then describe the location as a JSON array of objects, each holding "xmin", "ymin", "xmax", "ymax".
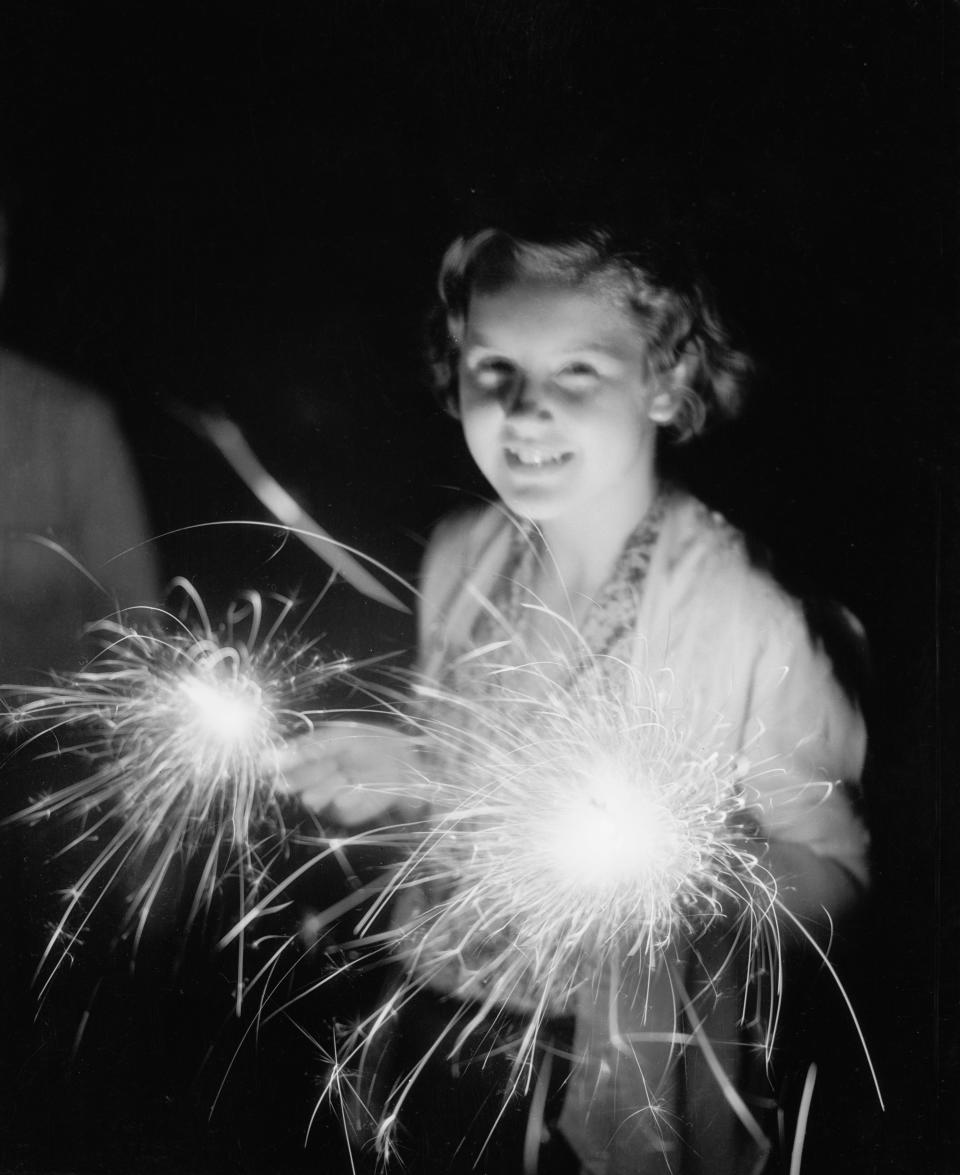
[{"xmin": 413, "ymin": 488, "xmax": 869, "ymax": 1173}]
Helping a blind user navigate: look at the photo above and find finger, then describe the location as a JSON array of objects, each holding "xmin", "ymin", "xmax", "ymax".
[
  {"xmin": 296, "ymin": 771, "xmax": 351, "ymax": 813},
  {"xmin": 279, "ymin": 742, "xmax": 357, "ymax": 787},
  {"xmin": 328, "ymin": 785, "xmax": 396, "ymax": 826},
  {"xmin": 274, "ymin": 731, "xmax": 352, "ymax": 770}
]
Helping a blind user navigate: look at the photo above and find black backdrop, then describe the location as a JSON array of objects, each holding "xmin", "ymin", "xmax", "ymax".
[{"xmin": 0, "ymin": 3, "xmax": 953, "ymax": 1173}]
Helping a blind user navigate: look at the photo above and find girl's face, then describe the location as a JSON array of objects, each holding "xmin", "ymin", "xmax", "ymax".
[{"xmin": 457, "ymin": 281, "xmax": 665, "ymax": 528}]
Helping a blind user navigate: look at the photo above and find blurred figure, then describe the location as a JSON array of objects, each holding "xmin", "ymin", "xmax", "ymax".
[
  {"xmin": 0, "ymin": 196, "xmax": 164, "ymax": 1172},
  {"xmin": 0, "ymin": 201, "xmax": 160, "ymax": 684}
]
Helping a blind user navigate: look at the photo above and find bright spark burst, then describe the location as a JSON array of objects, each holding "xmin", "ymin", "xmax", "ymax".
[
  {"xmin": 293, "ymin": 652, "xmax": 784, "ymax": 1163},
  {"xmin": 393, "ymin": 656, "xmax": 777, "ymax": 1008},
  {"xmin": 2, "ymin": 581, "xmax": 352, "ymax": 1001}
]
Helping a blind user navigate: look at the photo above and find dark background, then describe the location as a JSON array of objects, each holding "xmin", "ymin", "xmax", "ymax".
[{"xmin": 0, "ymin": 2, "xmax": 954, "ymax": 1172}]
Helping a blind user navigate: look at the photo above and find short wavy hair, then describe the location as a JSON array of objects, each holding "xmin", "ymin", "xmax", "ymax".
[{"xmin": 428, "ymin": 227, "xmax": 752, "ymax": 442}]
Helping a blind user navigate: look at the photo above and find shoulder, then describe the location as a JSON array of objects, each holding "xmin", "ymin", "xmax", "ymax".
[
  {"xmin": 0, "ymin": 348, "xmax": 122, "ymax": 452},
  {"xmin": 417, "ymin": 503, "xmax": 519, "ymax": 665},
  {"xmin": 421, "ymin": 501, "xmax": 519, "ymax": 583},
  {"xmin": 646, "ymin": 490, "xmax": 865, "ymax": 709},
  {"xmin": 423, "ymin": 502, "xmax": 508, "ymax": 560},
  {"xmin": 0, "ymin": 347, "xmax": 103, "ymax": 416},
  {"xmin": 653, "ymin": 490, "xmax": 798, "ymax": 635},
  {"xmin": 420, "ymin": 502, "xmax": 513, "ymax": 605}
]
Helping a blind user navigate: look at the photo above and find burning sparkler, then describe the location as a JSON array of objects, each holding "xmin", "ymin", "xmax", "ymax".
[
  {"xmin": 268, "ymin": 650, "xmax": 789, "ymax": 1166},
  {"xmin": 395, "ymin": 655, "xmax": 776, "ymax": 1005},
  {"xmin": 2, "ymin": 580, "xmax": 355, "ymax": 1003},
  {"xmin": 0, "ymin": 410, "xmax": 419, "ymax": 1014}
]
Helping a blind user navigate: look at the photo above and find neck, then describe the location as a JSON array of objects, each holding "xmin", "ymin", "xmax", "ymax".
[{"xmin": 538, "ymin": 472, "xmax": 661, "ymax": 602}]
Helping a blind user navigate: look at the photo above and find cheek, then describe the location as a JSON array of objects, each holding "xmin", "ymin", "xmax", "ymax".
[
  {"xmin": 459, "ymin": 400, "xmax": 502, "ymax": 467},
  {"xmin": 459, "ymin": 389, "xmax": 499, "ymax": 430},
  {"xmin": 581, "ymin": 410, "xmax": 653, "ymax": 470},
  {"xmin": 573, "ymin": 396, "xmax": 644, "ymax": 440}
]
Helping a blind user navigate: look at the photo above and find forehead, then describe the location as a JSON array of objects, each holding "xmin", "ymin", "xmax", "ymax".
[{"xmin": 463, "ymin": 281, "xmax": 644, "ymax": 355}]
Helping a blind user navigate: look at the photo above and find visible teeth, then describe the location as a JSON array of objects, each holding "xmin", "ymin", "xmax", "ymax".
[{"xmin": 506, "ymin": 445, "xmax": 568, "ymax": 467}]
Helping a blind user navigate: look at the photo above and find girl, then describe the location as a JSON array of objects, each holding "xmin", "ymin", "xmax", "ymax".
[{"xmin": 285, "ymin": 226, "xmax": 870, "ymax": 1173}]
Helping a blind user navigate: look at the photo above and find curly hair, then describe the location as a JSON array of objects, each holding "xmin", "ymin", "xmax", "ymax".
[{"xmin": 427, "ymin": 227, "xmax": 752, "ymax": 442}]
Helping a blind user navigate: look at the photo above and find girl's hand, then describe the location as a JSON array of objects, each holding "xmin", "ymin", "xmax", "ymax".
[{"xmin": 276, "ymin": 720, "xmax": 420, "ymax": 826}]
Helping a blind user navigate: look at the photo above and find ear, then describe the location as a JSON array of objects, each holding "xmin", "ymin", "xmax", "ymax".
[
  {"xmin": 647, "ymin": 356, "xmax": 693, "ymax": 424},
  {"xmin": 647, "ymin": 390, "xmax": 676, "ymax": 424}
]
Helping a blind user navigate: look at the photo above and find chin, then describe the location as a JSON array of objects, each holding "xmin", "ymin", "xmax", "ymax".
[{"xmin": 496, "ymin": 488, "xmax": 569, "ymax": 523}]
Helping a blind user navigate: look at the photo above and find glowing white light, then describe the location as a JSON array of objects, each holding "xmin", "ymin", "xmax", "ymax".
[
  {"xmin": 178, "ymin": 675, "xmax": 265, "ymax": 749},
  {"xmin": 545, "ymin": 760, "xmax": 678, "ymax": 892},
  {"xmin": 4, "ymin": 587, "xmax": 350, "ymax": 1002}
]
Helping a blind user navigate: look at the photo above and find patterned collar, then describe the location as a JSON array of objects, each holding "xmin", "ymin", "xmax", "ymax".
[{"xmin": 472, "ymin": 490, "xmax": 669, "ymax": 668}]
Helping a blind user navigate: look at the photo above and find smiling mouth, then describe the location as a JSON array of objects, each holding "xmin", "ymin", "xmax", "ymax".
[{"xmin": 504, "ymin": 444, "xmax": 574, "ymax": 469}]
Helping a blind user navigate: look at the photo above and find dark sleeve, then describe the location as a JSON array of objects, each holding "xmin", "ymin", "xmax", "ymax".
[{"xmin": 71, "ymin": 397, "xmax": 161, "ymax": 609}]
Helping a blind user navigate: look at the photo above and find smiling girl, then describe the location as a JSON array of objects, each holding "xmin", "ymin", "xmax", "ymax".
[{"xmin": 286, "ymin": 226, "xmax": 869, "ymax": 1173}]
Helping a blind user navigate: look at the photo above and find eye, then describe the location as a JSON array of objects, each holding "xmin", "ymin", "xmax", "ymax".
[
  {"xmin": 469, "ymin": 358, "xmax": 516, "ymax": 391},
  {"xmin": 556, "ymin": 361, "xmax": 601, "ymax": 390}
]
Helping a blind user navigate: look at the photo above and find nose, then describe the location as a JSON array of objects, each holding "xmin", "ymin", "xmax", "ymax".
[{"xmin": 502, "ymin": 374, "xmax": 551, "ymax": 419}]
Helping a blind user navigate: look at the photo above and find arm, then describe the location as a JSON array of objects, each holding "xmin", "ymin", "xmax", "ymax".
[
  {"xmin": 279, "ymin": 720, "xmax": 425, "ymax": 825},
  {"xmin": 731, "ymin": 588, "xmax": 870, "ymax": 934},
  {"xmin": 281, "ymin": 511, "xmax": 485, "ymax": 826},
  {"xmin": 763, "ymin": 838, "xmax": 864, "ymax": 928}
]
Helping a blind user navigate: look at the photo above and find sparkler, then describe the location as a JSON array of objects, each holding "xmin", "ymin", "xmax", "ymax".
[
  {"xmin": 274, "ymin": 649, "xmax": 788, "ymax": 1166},
  {"xmin": 2, "ymin": 581, "xmax": 354, "ymax": 1005},
  {"xmin": 396, "ymin": 655, "xmax": 776, "ymax": 1006},
  {"xmin": 0, "ymin": 407, "xmax": 419, "ymax": 1017}
]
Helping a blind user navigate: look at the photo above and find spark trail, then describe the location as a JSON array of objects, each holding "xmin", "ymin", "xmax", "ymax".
[
  {"xmin": 287, "ymin": 651, "xmax": 785, "ymax": 1163},
  {"xmin": 2, "ymin": 581, "xmax": 353, "ymax": 1004}
]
